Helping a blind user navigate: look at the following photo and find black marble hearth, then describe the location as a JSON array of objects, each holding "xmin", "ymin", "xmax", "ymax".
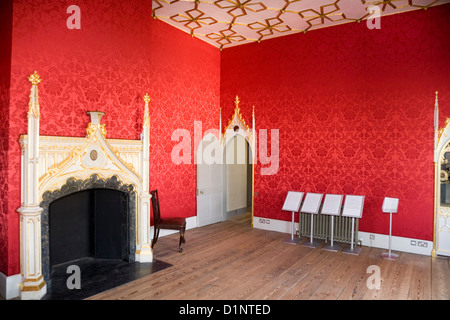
[{"xmin": 42, "ymin": 257, "xmax": 172, "ymax": 300}]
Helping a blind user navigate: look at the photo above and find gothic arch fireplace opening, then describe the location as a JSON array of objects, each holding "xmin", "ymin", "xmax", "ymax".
[{"xmin": 40, "ymin": 175, "xmax": 137, "ymax": 288}]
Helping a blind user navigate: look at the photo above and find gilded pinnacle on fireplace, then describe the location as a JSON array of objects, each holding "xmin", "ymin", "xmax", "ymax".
[{"xmin": 28, "ymin": 71, "xmax": 42, "ymax": 85}]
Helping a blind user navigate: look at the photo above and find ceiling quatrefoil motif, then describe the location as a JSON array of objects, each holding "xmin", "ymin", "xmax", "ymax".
[{"xmin": 152, "ymin": 0, "xmax": 450, "ymax": 50}]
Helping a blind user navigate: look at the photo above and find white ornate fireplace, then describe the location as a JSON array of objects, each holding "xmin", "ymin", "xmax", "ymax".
[{"xmin": 17, "ymin": 72, "xmax": 153, "ymax": 299}]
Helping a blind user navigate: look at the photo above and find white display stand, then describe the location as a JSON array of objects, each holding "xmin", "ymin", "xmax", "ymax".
[
  {"xmin": 321, "ymin": 194, "xmax": 344, "ymax": 252},
  {"xmin": 282, "ymin": 191, "xmax": 304, "ymax": 244},
  {"xmin": 381, "ymin": 197, "xmax": 399, "ymax": 260},
  {"xmin": 342, "ymin": 195, "xmax": 364, "ymax": 255},
  {"xmin": 300, "ymin": 193, "xmax": 324, "ymax": 249}
]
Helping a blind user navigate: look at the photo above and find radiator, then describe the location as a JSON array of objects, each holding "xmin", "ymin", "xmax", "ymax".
[{"xmin": 298, "ymin": 212, "xmax": 359, "ymax": 246}]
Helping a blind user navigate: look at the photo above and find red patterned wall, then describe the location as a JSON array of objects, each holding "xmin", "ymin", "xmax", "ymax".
[
  {"xmin": 147, "ymin": 19, "xmax": 220, "ymax": 225},
  {"xmin": 1, "ymin": 0, "xmax": 220, "ymax": 276},
  {"xmin": 221, "ymin": 4, "xmax": 450, "ymax": 242},
  {"xmin": 0, "ymin": 0, "xmax": 13, "ymax": 276},
  {"xmin": 2, "ymin": 0, "xmax": 449, "ymax": 278}
]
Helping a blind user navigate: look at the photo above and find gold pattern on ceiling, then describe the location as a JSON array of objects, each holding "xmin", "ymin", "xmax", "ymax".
[{"xmin": 152, "ymin": 0, "xmax": 449, "ymax": 49}]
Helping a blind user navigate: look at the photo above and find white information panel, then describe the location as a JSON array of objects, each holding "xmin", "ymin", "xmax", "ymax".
[
  {"xmin": 300, "ymin": 193, "xmax": 323, "ymax": 214},
  {"xmin": 282, "ymin": 191, "xmax": 304, "ymax": 212},
  {"xmin": 282, "ymin": 191, "xmax": 304, "ymax": 245},
  {"xmin": 321, "ymin": 194, "xmax": 343, "ymax": 216},
  {"xmin": 382, "ymin": 197, "xmax": 399, "ymax": 213},
  {"xmin": 381, "ymin": 197, "xmax": 400, "ymax": 260},
  {"xmin": 322, "ymin": 194, "xmax": 344, "ymax": 252},
  {"xmin": 342, "ymin": 195, "xmax": 364, "ymax": 218}
]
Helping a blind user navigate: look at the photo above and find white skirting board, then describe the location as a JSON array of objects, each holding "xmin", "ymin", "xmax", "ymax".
[
  {"xmin": 252, "ymin": 216, "xmax": 433, "ymax": 256},
  {"xmin": 358, "ymin": 231, "xmax": 433, "ymax": 256},
  {"xmin": 0, "ymin": 272, "xmax": 21, "ymax": 300}
]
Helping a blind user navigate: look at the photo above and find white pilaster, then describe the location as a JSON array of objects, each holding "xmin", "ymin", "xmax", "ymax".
[
  {"xmin": 17, "ymin": 71, "xmax": 47, "ymax": 299},
  {"xmin": 434, "ymin": 91, "xmax": 439, "ymax": 162},
  {"xmin": 219, "ymin": 107, "xmax": 222, "ymax": 142},
  {"xmin": 252, "ymin": 105, "xmax": 256, "ymax": 161},
  {"xmin": 136, "ymin": 94, "xmax": 153, "ymax": 262}
]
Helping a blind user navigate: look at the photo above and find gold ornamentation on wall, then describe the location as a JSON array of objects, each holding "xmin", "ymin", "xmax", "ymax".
[
  {"xmin": 438, "ymin": 118, "xmax": 450, "ymax": 143},
  {"xmin": 27, "ymin": 71, "xmax": 41, "ymax": 119},
  {"xmin": 38, "ymin": 145, "xmax": 84, "ymax": 185},
  {"xmin": 143, "ymin": 93, "xmax": 151, "ymax": 129},
  {"xmin": 222, "ymin": 95, "xmax": 254, "ymax": 146},
  {"xmin": 28, "ymin": 71, "xmax": 42, "ymax": 85},
  {"xmin": 86, "ymin": 122, "xmax": 107, "ymax": 138},
  {"xmin": 223, "ymin": 95, "xmax": 250, "ymax": 133}
]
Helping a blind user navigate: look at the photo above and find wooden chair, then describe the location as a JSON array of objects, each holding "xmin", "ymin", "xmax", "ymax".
[{"xmin": 150, "ymin": 189, "xmax": 186, "ymax": 252}]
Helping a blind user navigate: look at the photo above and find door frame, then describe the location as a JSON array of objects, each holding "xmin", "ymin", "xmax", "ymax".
[
  {"xmin": 223, "ymin": 131, "xmax": 254, "ymax": 222},
  {"xmin": 196, "ymin": 96, "xmax": 256, "ymax": 227},
  {"xmin": 221, "ymin": 96, "xmax": 256, "ymax": 227},
  {"xmin": 433, "ymin": 92, "xmax": 450, "ymax": 256}
]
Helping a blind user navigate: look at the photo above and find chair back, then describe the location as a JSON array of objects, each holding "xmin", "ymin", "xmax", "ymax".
[{"xmin": 150, "ymin": 190, "xmax": 161, "ymax": 225}]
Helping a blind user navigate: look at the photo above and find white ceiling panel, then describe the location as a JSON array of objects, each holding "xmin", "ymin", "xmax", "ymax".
[{"xmin": 152, "ymin": 0, "xmax": 450, "ymax": 49}]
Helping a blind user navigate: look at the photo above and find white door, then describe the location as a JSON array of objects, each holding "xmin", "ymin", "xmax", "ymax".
[{"xmin": 197, "ymin": 133, "xmax": 223, "ymax": 227}]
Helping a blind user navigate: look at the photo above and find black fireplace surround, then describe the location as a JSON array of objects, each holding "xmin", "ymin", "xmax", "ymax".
[{"xmin": 40, "ymin": 174, "xmax": 137, "ymax": 288}]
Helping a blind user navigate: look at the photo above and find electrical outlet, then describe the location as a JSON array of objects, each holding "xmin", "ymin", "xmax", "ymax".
[
  {"xmin": 266, "ymin": 219, "xmax": 270, "ymax": 224},
  {"xmin": 259, "ymin": 218, "xmax": 265, "ymax": 224},
  {"xmin": 418, "ymin": 241, "xmax": 428, "ymax": 248},
  {"xmin": 410, "ymin": 240, "xmax": 417, "ymax": 246},
  {"xmin": 370, "ymin": 234, "xmax": 375, "ymax": 240}
]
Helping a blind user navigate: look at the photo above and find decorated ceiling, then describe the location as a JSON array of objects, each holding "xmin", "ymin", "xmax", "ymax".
[{"xmin": 152, "ymin": 0, "xmax": 450, "ymax": 49}]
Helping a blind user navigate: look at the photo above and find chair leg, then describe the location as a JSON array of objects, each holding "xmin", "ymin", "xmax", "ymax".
[
  {"xmin": 178, "ymin": 226, "xmax": 186, "ymax": 252},
  {"xmin": 178, "ymin": 231, "xmax": 183, "ymax": 252},
  {"xmin": 152, "ymin": 227, "xmax": 160, "ymax": 249},
  {"xmin": 181, "ymin": 227, "xmax": 186, "ymax": 243}
]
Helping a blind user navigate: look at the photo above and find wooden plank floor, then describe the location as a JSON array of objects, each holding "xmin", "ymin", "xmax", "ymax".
[{"xmin": 89, "ymin": 213, "xmax": 450, "ymax": 300}]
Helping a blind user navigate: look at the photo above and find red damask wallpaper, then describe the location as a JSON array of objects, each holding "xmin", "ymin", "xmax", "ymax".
[
  {"xmin": 221, "ymin": 4, "xmax": 450, "ymax": 242},
  {"xmin": 1, "ymin": 0, "xmax": 449, "ymax": 279},
  {"xmin": 0, "ymin": 0, "xmax": 13, "ymax": 276},
  {"xmin": 1, "ymin": 0, "xmax": 220, "ymax": 276}
]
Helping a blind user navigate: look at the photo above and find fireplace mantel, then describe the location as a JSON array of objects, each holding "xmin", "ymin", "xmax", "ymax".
[{"xmin": 17, "ymin": 72, "xmax": 153, "ymax": 299}]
